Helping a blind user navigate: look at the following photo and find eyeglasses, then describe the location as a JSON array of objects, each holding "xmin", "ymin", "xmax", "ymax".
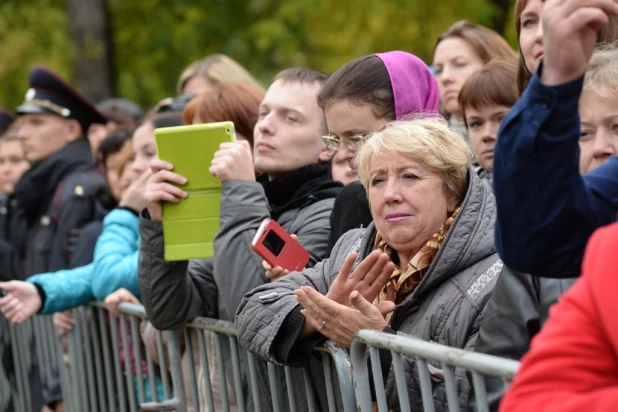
[{"xmin": 322, "ymin": 134, "xmax": 370, "ymax": 151}]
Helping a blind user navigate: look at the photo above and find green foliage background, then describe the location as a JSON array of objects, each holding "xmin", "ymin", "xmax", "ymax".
[{"xmin": 0, "ymin": 0, "xmax": 517, "ymax": 111}]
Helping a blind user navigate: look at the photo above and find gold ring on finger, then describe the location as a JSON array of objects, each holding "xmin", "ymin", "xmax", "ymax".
[{"xmin": 319, "ymin": 320, "xmax": 326, "ymax": 332}]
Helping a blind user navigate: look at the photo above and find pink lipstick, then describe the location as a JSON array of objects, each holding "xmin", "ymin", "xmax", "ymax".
[{"xmin": 386, "ymin": 213, "xmax": 410, "ymax": 223}]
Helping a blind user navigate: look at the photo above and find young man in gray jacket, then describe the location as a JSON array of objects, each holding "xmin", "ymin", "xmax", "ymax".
[{"xmin": 138, "ymin": 68, "xmax": 342, "ymax": 410}]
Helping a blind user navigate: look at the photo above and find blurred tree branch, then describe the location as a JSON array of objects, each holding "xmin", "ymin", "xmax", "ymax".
[
  {"xmin": 490, "ymin": 0, "xmax": 513, "ymax": 34},
  {"xmin": 64, "ymin": 0, "xmax": 115, "ymax": 102},
  {"xmin": 0, "ymin": 0, "xmax": 517, "ymax": 111}
]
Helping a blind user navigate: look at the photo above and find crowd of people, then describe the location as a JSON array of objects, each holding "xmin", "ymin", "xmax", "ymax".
[{"xmin": 1, "ymin": 0, "xmax": 618, "ymax": 411}]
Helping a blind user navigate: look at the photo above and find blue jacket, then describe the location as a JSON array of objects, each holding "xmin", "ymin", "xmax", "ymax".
[
  {"xmin": 494, "ymin": 64, "xmax": 618, "ymax": 278},
  {"xmin": 28, "ymin": 208, "xmax": 141, "ymax": 313}
]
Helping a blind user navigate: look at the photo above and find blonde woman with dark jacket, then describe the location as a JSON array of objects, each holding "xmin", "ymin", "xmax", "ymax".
[{"xmin": 236, "ymin": 118, "xmax": 501, "ymax": 411}]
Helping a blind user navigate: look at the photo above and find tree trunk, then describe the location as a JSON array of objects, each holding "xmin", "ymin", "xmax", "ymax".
[
  {"xmin": 63, "ymin": 0, "xmax": 115, "ymax": 103},
  {"xmin": 489, "ymin": 0, "xmax": 513, "ymax": 36}
]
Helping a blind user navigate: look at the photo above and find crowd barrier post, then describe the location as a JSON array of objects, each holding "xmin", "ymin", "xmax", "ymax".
[{"xmin": 350, "ymin": 329, "xmax": 520, "ymax": 412}]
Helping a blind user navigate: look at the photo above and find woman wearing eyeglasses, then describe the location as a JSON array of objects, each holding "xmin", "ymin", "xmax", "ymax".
[
  {"xmin": 330, "ymin": 147, "xmax": 359, "ymax": 186},
  {"xmin": 318, "ymin": 51, "xmax": 441, "ymax": 254}
]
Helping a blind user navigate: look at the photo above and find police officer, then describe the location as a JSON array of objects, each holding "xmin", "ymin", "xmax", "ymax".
[
  {"xmin": 12, "ymin": 66, "xmax": 107, "ymax": 278},
  {"xmin": 3, "ymin": 66, "xmax": 107, "ymax": 412}
]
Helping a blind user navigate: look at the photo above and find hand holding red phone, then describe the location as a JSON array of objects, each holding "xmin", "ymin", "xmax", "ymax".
[
  {"xmin": 262, "ymin": 234, "xmax": 300, "ymax": 281},
  {"xmin": 263, "ymin": 261, "xmax": 289, "ymax": 281},
  {"xmin": 252, "ymin": 220, "xmax": 309, "ymax": 274}
]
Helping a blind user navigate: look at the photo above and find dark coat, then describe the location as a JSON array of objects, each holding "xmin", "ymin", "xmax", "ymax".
[
  {"xmin": 469, "ymin": 266, "xmax": 577, "ymax": 411},
  {"xmin": 0, "ymin": 194, "xmax": 27, "ymax": 282},
  {"xmin": 12, "ymin": 138, "xmax": 106, "ymax": 279},
  {"xmin": 326, "ymin": 181, "xmax": 372, "ymax": 255},
  {"xmin": 493, "ymin": 65, "xmax": 618, "ymax": 278},
  {"xmin": 1, "ymin": 138, "xmax": 105, "ymax": 411}
]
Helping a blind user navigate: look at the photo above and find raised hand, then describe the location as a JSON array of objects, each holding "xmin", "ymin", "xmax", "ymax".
[
  {"xmin": 326, "ymin": 250, "xmax": 394, "ymax": 307},
  {"xmin": 209, "ymin": 140, "xmax": 255, "ymax": 182},
  {"xmin": 296, "ymin": 287, "xmax": 395, "ymax": 347},
  {"xmin": 144, "ymin": 159, "xmax": 188, "ymax": 221},
  {"xmin": 119, "ymin": 169, "xmax": 153, "ymax": 213},
  {"xmin": 294, "ymin": 250, "xmax": 393, "ymax": 338},
  {"xmin": 541, "ymin": 0, "xmax": 618, "ymax": 86}
]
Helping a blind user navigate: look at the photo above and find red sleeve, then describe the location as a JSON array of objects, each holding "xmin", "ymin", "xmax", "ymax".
[{"xmin": 499, "ymin": 223, "xmax": 618, "ymax": 412}]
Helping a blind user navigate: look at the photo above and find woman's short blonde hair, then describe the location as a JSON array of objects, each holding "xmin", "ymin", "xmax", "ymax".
[
  {"xmin": 356, "ymin": 118, "xmax": 471, "ymax": 205},
  {"xmin": 177, "ymin": 54, "xmax": 265, "ymax": 94},
  {"xmin": 584, "ymin": 44, "xmax": 618, "ymax": 100}
]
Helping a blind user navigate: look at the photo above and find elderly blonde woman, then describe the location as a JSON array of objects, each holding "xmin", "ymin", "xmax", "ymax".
[{"xmin": 235, "ymin": 118, "xmax": 501, "ymax": 410}]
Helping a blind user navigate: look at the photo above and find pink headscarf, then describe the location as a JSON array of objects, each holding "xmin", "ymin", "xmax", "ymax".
[{"xmin": 375, "ymin": 51, "xmax": 440, "ymax": 120}]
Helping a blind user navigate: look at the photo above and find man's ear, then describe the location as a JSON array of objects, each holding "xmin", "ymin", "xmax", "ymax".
[
  {"xmin": 318, "ymin": 146, "xmax": 336, "ymax": 162},
  {"xmin": 65, "ymin": 119, "xmax": 83, "ymax": 142}
]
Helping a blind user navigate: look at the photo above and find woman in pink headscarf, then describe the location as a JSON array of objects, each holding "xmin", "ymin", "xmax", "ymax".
[
  {"xmin": 239, "ymin": 52, "xmax": 499, "ymax": 412},
  {"xmin": 318, "ymin": 51, "xmax": 441, "ymax": 255},
  {"xmin": 261, "ymin": 52, "xmax": 441, "ymax": 280}
]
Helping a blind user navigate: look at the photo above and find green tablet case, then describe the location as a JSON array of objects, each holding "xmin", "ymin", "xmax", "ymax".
[{"xmin": 154, "ymin": 121, "xmax": 235, "ymax": 261}]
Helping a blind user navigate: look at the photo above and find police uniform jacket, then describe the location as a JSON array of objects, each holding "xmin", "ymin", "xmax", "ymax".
[{"xmin": 12, "ymin": 138, "xmax": 105, "ymax": 278}]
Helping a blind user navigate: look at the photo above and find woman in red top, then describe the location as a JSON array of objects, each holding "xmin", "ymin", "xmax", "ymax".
[{"xmin": 500, "ymin": 221, "xmax": 618, "ymax": 411}]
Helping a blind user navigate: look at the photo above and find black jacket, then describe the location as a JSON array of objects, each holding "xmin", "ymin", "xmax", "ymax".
[
  {"xmin": 470, "ymin": 266, "xmax": 577, "ymax": 411},
  {"xmin": 0, "ymin": 194, "xmax": 27, "ymax": 282},
  {"xmin": 326, "ymin": 181, "xmax": 372, "ymax": 254},
  {"xmin": 1, "ymin": 138, "xmax": 105, "ymax": 411},
  {"xmin": 12, "ymin": 138, "xmax": 106, "ymax": 279},
  {"xmin": 70, "ymin": 190, "xmax": 115, "ymax": 268}
]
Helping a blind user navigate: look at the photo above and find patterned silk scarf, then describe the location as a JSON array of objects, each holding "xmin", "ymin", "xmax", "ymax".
[{"xmin": 374, "ymin": 206, "xmax": 461, "ymax": 324}]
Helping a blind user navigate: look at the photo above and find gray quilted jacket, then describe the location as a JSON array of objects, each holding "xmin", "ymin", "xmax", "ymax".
[
  {"xmin": 139, "ymin": 174, "xmax": 338, "ymax": 411},
  {"xmin": 235, "ymin": 169, "xmax": 501, "ymax": 411}
]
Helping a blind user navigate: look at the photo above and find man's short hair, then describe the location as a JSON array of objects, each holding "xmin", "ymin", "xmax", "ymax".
[
  {"xmin": 274, "ymin": 67, "xmax": 329, "ymax": 87},
  {"xmin": 273, "ymin": 68, "xmax": 330, "ymax": 134}
]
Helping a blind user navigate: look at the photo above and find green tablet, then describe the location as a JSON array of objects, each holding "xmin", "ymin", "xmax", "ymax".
[{"xmin": 154, "ymin": 121, "xmax": 236, "ymax": 261}]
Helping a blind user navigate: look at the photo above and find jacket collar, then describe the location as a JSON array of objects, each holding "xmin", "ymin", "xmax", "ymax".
[
  {"xmin": 14, "ymin": 138, "xmax": 95, "ymax": 223},
  {"xmin": 419, "ymin": 167, "xmax": 497, "ymax": 288},
  {"xmin": 259, "ymin": 162, "xmax": 342, "ymax": 220}
]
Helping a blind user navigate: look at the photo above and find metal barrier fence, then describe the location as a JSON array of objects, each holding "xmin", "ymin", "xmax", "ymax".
[
  {"xmin": 1, "ymin": 302, "xmax": 357, "ymax": 412},
  {"xmin": 350, "ymin": 329, "xmax": 520, "ymax": 412},
  {"xmin": 1, "ymin": 304, "xmax": 520, "ymax": 412},
  {"xmin": 0, "ymin": 313, "xmax": 66, "ymax": 412}
]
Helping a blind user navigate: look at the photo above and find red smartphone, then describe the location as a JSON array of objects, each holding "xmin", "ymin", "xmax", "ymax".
[{"xmin": 251, "ymin": 219, "xmax": 310, "ymax": 272}]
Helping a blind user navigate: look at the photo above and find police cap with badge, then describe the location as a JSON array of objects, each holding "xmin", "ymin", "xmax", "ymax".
[
  {"xmin": 0, "ymin": 108, "xmax": 16, "ymax": 136},
  {"xmin": 16, "ymin": 66, "xmax": 106, "ymax": 135}
]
